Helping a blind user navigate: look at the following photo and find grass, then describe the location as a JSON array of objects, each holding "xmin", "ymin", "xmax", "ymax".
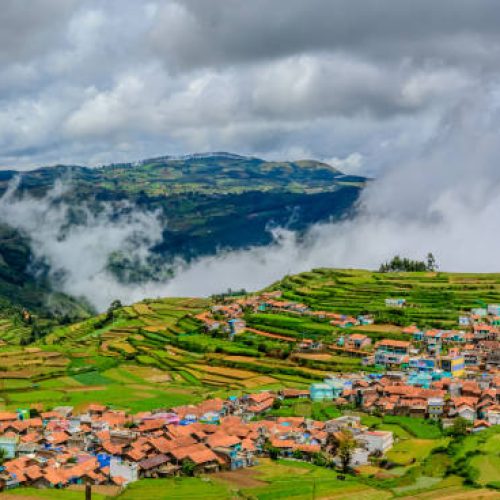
[
  {"xmin": 382, "ymin": 416, "xmax": 443, "ymax": 439},
  {"xmin": 117, "ymin": 477, "xmax": 233, "ymax": 499},
  {"xmin": 241, "ymin": 459, "xmax": 391, "ymax": 500},
  {"xmin": 386, "ymin": 438, "xmax": 449, "ymax": 465},
  {"xmin": 3, "ymin": 488, "xmax": 107, "ymax": 499},
  {"xmin": 450, "ymin": 428, "xmax": 500, "ymax": 486}
]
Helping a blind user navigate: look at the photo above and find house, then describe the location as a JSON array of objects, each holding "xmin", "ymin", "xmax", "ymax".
[
  {"xmin": 228, "ymin": 319, "xmax": 246, "ymax": 336},
  {"xmin": 472, "ymin": 420, "xmax": 491, "ymax": 433},
  {"xmin": 88, "ymin": 404, "xmax": 107, "ymax": 416},
  {"xmin": 357, "ymin": 430, "xmax": 393, "ymax": 454},
  {"xmin": 280, "ymin": 389, "xmax": 309, "ymax": 399},
  {"xmin": 0, "ymin": 436, "xmax": 18, "ymax": 458},
  {"xmin": 487, "ymin": 304, "xmax": 500, "ymax": 316},
  {"xmin": 323, "ymin": 376, "xmax": 353, "ymax": 399},
  {"xmin": 309, "ymin": 383, "xmax": 334, "ymax": 402},
  {"xmin": 376, "ymin": 339, "xmax": 410, "ymax": 355},
  {"xmin": 456, "ymin": 405, "xmax": 476, "ymax": 421},
  {"xmin": 325, "ymin": 415, "xmax": 363, "ymax": 434},
  {"xmin": 486, "ymin": 406, "xmax": 500, "ymax": 425},
  {"xmin": 408, "ymin": 357, "xmax": 436, "ymax": 373},
  {"xmin": 206, "ymin": 434, "xmax": 244, "ymax": 470},
  {"xmin": 110, "ymin": 458, "xmax": 138, "ymax": 485},
  {"xmin": 385, "ymin": 298, "xmax": 406, "ymax": 308},
  {"xmin": 244, "ymin": 392, "xmax": 275, "ymax": 415},
  {"xmin": 375, "ymin": 340, "xmax": 411, "ymax": 368},
  {"xmin": 439, "ymin": 355, "xmax": 465, "ymax": 378},
  {"xmin": 474, "ymin": 324, "xmax": 497, "ymax": 340},
  {"xmin": 427, "ymin": 397, "xmax": 445, "ymax": 420},
  {"xmin": 138, "ymin": 454, "xmax": 170, "ymax": 478},
  {"xmin": 345, "ymin": 334, "xmax": 371, "ymax": 350},
  {"xmin": 358, "ymin": 315, "xmax": 374, "ymax": 326},
  {"xmin": 297, "ymin": 339, "xmax": 323, "ymax": 351},
  {"xmin": 458, "ymin": 316, "xmax": 471, "ymax": 327},
  {"xmin": 490, "ymin": 316, "xmax": 500, "ymax": 326}
]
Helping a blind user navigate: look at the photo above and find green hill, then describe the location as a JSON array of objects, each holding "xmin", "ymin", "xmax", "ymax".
[
  {"xmin": 0, "ymin": 267, "xmax": 497, "ymax": 412},
  {"xmin": 0, "ymin": 223, "xmax": 92, "ymax": 344},
  {"xmin": 1, "ymin": 153, "xmax": 366, "ymax": 265},
  {"xmin": 270, "ymin": 268, "xmax": 500, "ymax": 328},
  {"xmin": 0, "ymin": 153, "xmax": 368, "ymax": 343}
]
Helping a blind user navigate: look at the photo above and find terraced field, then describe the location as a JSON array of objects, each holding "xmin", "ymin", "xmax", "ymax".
[
  {"xmin": 0, "ymin": 296, "xmax": 327, "ymax": 411},
  {"xmin": 2, "ymin": 268, "xmax": 500, "ymax": 412},
  {"xmin": 271, "ymin": 268, "xmax": 500, "ymax": 328}
]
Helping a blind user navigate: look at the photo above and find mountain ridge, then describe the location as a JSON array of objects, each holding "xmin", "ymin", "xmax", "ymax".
[{"xmin": 0, "ymin": 153, "xmax": 367, "ymax": 335}]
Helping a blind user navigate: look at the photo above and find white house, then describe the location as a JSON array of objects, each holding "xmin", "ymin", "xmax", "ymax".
[
  {"xmin": 333, "ymin": 447, "xmax": 369, "ymax": 467},
  {"xmin": 487, "ymin": 304, "xmax": 500, "ymax": 316},
  {"xmin": 486, "ymin": 406, "xmax": 500, "ymax": 426},
  {"xmin": 457, "ymin": 405, "xmax": 476, "ymax": 421},
  {"xmin": 356, "ymin": 430, "xmax": 393, "ymax": 454},
  {"xmin": 458, "ymin": 316, "xmax": 470, "ymax": 327},
  {"xmin": 110, "ymin": 457, "xmax": 139, "ymax": 485},
  {"xmin": 471, "ymin": 308, "xmax": 487, "ymax": 317}
]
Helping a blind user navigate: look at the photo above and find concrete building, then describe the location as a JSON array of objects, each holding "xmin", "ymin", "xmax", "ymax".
[
  {"xmin": 309, "ymin": 383, "xmax": 334, "ymax": 402},
  {"xmin": 357, "ymin": 431, "xmax": 393, "ymax": 454}
]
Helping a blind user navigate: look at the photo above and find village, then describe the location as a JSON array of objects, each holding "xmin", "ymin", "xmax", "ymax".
[
  {"xmin": 0, "ymin": 390, "xmax": 395, "ymax": 491},
  {"xmin": 0, "ymin": 366, "xmax": 497, "ymax": 493},
  {"xmin": 0, "ymin": 290, "xmax": 497, "ymax": 495}
]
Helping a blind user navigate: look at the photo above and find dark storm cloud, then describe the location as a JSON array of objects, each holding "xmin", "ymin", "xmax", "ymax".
[
  {"xmin": 150, "ymin": 0, "xmax": 500, "ymax": 70},
  {"xmin": 0, "ymin": 0, "xmax": 77, "ymax": 64}
]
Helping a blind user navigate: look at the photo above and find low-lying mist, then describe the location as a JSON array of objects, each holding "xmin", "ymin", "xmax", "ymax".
[{"xmin": 2, "ymin": 96, "xmax": 500, "ymax": 311}]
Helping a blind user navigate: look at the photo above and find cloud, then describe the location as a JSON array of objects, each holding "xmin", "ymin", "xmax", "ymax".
[
  {"xmin": 2, "ymin": 92, "xmax": 500, "ymax": 310},
  {"xmin": 1, "ymin": 0, "xmax": 499, "ymax": 171},
  {"xmin": 0, "ymin": 0, "xmax": 78, "ymax": 65},
  {"xmin": 2, "ymin": 1, "xmax": 500, "ymax": 309},
  {"xmin": 0, "ymin": 179, "xmax": 166, "ymax": 310},
  {"xmin": 152, "ymin": 90, "xmax": 500, "ymax": 295},
  {"xmin": 150, "ymin": 0, "xmax": 500, "ymax": 71}
]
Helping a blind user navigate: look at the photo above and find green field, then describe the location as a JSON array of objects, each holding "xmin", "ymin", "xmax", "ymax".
[{"xmin": 270, "ymin": 268, "xmax": 500, "ymax": 328}]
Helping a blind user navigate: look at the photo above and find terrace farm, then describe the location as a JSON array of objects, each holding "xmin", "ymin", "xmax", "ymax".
[{"xmin": 0, "ymin": 269, "xmax": 499, "ymax": 499}]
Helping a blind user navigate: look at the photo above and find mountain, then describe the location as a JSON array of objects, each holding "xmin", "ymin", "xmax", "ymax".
[
  {"xmin": 0, "ymin": 153, "xmax": 367, "ymax": 331},
  {"xmin": 0, "ymin": 224, "xmax": 92, "ymax": 344},
  {"xmin": 1, "ymin": 153, "xmax": 366, "ymax": 262}
]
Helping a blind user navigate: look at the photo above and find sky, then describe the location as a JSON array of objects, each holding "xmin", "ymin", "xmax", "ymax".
[
  {"xmin": 3, "ymin": 1, "xmax": 500, "ymax": 310},
  {"xmin": 1, "ymin": 0, "xmax": 500, "ymax": 175}
]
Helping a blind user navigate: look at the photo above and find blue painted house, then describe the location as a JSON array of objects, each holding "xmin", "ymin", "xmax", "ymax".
[{"xmin": 309, "ymin": 383, "xmax": 334, "ymax": 402}]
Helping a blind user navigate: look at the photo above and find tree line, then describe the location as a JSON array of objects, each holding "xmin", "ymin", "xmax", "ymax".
[{"xmin": 379, "ymin": 253, "xmax": 438, "ymax": 273}]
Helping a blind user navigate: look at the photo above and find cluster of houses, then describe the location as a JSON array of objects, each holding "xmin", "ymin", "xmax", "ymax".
[
  {"xmin": 0, "ymin": 391, "xmax": 395, "ymax": 492},
  {"xmin": 196, "ymin": 291, "xmax": 375, "ymax": 337},
  {"xmin": 309, "ymin": 371, "xmax": 500, "ymax": 429}
]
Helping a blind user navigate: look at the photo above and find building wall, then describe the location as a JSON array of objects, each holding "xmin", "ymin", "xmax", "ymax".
[{"xmin": 110, "ymin": 457, "xmax": 139, "ymax": 484}]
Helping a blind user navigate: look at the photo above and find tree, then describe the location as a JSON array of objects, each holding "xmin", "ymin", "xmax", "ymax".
[
  {"xmin": 181, "ymin": 459, "xmax": 197, "ymax": 476},
  {"xmin": 0, "ymin": 447, "xmax": 7, "ymax": 465},
  {"xmin": 264, "ymin": 440, "xmax": 280, "ymax": 460},
  {"xmin": 312, "ymin": 452, "xmax": 329, "ymax": 467},
  {"xmin": 379, "ymin": 255, "xmax": 428, "ymax": 273},
  {"xmin": 450, "ymin": 417, "xmax": 469, "ymax": 437},
  {"xmin": 337, "ymin": 430, "xmax": 356, "ymax": 473},
  {"xmin": 272, "ymin": 399, "xmax": 282, "ymax": 410},
  {"xmin": 106, "ymin": 299, "xmax": 123, "ymax": 321}
]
